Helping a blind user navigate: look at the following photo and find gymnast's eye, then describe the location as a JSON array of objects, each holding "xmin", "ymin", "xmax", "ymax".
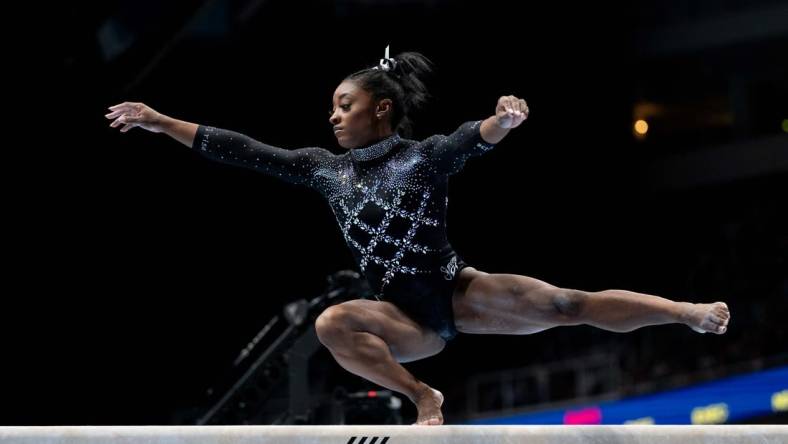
[{"xmin": 328, "ymin": 105, "xmax": 351, "ymax": 115}]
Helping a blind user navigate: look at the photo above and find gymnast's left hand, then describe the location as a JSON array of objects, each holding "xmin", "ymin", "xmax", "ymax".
[{"xmin": 495, "ymin": 95, "xmax": 529, "ymax": 129}]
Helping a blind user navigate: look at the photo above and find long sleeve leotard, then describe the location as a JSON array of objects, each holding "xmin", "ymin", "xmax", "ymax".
[{"xmin": 194, "ymin": 120, "xmax": 497, "ymax": 340}]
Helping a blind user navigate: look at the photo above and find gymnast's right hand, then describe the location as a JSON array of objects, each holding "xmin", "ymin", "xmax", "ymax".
[{"xmin": 105, "ymin": 102, "xmax": 165, "ymax": 133}]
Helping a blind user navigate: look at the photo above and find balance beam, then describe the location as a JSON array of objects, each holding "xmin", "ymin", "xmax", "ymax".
[{"xmin": 1, "ymin": 425, "xmax": 787, "ymax": 443}]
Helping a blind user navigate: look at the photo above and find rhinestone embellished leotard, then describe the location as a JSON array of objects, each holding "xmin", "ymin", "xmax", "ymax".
[{"xmin": 194, "ymin": 120, "xmax": 496, "ymax": 341}]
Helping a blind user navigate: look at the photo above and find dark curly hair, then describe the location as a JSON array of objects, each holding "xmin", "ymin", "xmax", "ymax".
[{"xmin": 345, "ymin": 51, "xmax": 435, "ymax": 138}]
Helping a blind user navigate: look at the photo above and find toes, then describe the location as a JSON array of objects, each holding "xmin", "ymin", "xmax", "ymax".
[
  {"xmin": 714, "ymin": 308, "xmax": 729, "ymax": 319},
  {"xmin": 711, "ymin": 320, "xmax": 727, "ymax": 333},
  {"xmin": 413, "ymin": 417, "xmax": 442, "ymax": 426},
  {"xmin": 711, "ymin": 314, "xmax": 728, "ymax": 325},
  {"xmin": 713, "ymin": 313, "xmax": 730, "ymax": 326}
]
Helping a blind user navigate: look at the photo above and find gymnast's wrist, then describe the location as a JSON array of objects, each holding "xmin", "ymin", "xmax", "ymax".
[{"xmin": 481, "ymin": 115, "xmax": 510, "ymax": 144}]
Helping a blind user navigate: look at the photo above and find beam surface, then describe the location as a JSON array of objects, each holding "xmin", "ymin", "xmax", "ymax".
[{"xmin": 1, "ymin": 425, "xmax": 787, "ymax": 444}]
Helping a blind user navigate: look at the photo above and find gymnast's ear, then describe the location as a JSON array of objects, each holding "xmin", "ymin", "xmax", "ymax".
[{"xmin": 376, "ymin": 98, "xmax": 393, "ymax": 118}]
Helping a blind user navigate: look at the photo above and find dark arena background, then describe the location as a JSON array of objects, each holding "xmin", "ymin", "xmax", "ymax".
[{"xmin": 3, "ymin": 0, "xmax": 787, "ymax": 439}]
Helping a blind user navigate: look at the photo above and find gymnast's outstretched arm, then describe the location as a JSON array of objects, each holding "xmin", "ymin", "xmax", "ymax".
[
  {"xmin": 430, "ymin": 95, "xmax": 530, "ymax": 175},
  {"xmin": 105, "ymin": 102, "xmax": 333, "ymax": 187}
]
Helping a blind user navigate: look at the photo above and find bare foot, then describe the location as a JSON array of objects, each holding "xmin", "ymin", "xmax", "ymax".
[
  {"xmin": 680, "ymin": 301, "xmax": 730, "ymax": 334},
  {"xmin": 411, "ymin": 386, "xmax": 444, "ymax": 425}
]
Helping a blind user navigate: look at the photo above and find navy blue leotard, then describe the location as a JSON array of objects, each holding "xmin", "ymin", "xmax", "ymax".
[{"xmin": 194, "ymin": 120, "xmax": 496, "ymax": 341}]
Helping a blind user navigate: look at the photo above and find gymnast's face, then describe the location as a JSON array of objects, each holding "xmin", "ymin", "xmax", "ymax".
[{"xmin": 329, "ymin": 80, "xmax": 392, "ymax": 150}]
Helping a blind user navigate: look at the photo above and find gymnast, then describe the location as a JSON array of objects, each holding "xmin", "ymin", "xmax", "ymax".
[{"xmin": 106, "ymin": 47, "xmax": 730, "ymax": 425}]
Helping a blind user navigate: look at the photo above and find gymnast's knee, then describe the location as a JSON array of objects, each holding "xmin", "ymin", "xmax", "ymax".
[
  {"xmin": 551, "ymin": 289, "xmax": 588, "ymax": 319},
  {"xmin": 315, "ymin": 306, "xmax": 354, "ymax": 347}
]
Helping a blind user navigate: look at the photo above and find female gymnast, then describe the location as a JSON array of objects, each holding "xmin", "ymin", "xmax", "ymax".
[{"xmin": 106, "ymin": 48, "xmax": 730, "ymax": 426}]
